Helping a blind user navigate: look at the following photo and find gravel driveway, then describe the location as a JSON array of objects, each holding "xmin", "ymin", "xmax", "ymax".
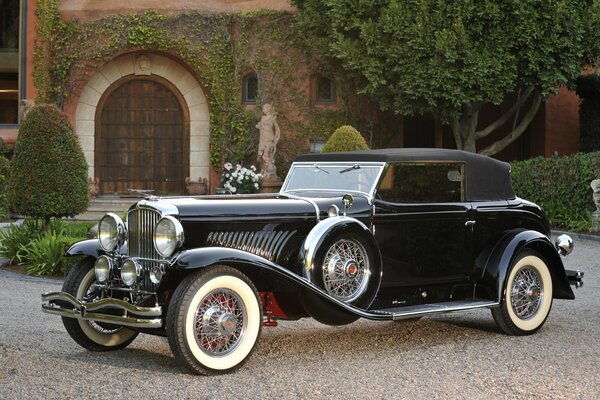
[{"xmin": 0, "ymin": 237, "xmax": 598, "ymax": 399}]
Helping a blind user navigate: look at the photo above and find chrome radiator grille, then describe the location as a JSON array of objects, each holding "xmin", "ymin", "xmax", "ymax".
[
  {"xmin": 128, "ymin": 208, "xmax": 161, "ymax": 291},
  {"xmin": 206, "ymin": 230, "xmax": 296, "ymax": 262}
]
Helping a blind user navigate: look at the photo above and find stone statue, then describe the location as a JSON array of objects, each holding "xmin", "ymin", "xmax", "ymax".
[
  {"xmin": 592, "ymin": 179, "xmax": 600, "ymax": 233},
  {"xmin": 19, "ymin": 99, "xmax": 35, "ymax": 122},
  {"xmin": 592, "ymin": 180, "xmax": 600, "ymax": 212},
  {"xmin": 256, "ymin": 103, "xmax": 281, "ymax": 181}
]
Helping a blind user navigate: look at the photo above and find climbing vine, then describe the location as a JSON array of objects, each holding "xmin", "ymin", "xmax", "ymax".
[{"xmin": 33, "ymin": 2, "xmax": 395, "ymax": 174}]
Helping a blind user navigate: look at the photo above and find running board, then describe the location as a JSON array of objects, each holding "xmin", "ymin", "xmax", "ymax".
[{"xmin": 368, "ymin": 300, "xmax": 498, "ymax": 321}]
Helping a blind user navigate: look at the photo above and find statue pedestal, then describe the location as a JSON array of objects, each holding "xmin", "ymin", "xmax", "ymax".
[
  {"xmin": 260, "ymin": 178, "xmax": 282, "ymax": 194},
  {"xmin": 592, "ymin": 211, "xmax": 600, "ymax": 233}
]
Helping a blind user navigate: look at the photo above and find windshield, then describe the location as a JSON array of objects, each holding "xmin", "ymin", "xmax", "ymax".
[{"xmin": 281, "ymin": 162, "xmax": 385, "ymax": 196}]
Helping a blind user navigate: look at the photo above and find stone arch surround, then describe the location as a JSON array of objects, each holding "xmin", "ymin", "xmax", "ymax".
[{"xmin": 75, "ymin": 53, "xmax": 210, "ymax": 186}]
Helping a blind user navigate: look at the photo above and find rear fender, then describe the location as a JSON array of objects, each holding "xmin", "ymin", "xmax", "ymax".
[{"xmin": 476, "ymin": 229, "xmax": 574, "ymax": 302}]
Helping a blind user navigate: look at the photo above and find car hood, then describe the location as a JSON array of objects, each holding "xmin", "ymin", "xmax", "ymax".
[{"xmin": 133, "ymin": 193, "xmax": 371, "ymax": 222}]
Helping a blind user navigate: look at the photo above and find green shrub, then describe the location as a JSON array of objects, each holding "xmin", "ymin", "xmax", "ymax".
[
  {"xmin": 21, "ymin": 232, "xmax": 74, "ymax": 275},
  {"xmin": 322, "ymin": 125, "xmax": 369, "ymax": 153},
  {"xmin": 0, "ymin": 155, "xmax": 10, "ymax": 220},
  {"xmin": 0, "ymin": 218, "xmax": 91, "ymax": 275},
  {"xmin": 511, "ymin": 152, "xmax": 600, "ymax": 231},
  {"xmin": 7, "ymin": 104, "xmax": 89, "ymax": 231},
  {"xmin": 0, "ymin": 219, "xmax": 44, "ymax": 264}
]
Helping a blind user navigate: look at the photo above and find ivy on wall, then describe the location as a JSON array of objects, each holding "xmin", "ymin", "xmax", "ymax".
[{"xmin": 33, "ymin": 1, "xmax": 395, "ymax": 175}]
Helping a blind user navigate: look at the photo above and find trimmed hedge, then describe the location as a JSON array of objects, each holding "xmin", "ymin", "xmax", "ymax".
[
  {"xmin": 7, "ymin": 104, "xmax": 89, "ymax": 228},
  {"xmin": 322, "ymin": 125, "xmax": 369, "ymax": 153},
  {"xmin": 511, "ymin": 152, "xmax": 600, "ymax": 231}
]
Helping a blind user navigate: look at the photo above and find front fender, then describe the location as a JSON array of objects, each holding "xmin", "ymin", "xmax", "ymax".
[
  {"xmin": 171, "ymin": 247, "xmax": 384, "ymax": 320},
  {"xmin": 65, "ymin": 239, "xmax": 127, "ymax": 258},
  {"xmin": 476, "ymin": 229, "xmax": 574, "ymax": 302}
]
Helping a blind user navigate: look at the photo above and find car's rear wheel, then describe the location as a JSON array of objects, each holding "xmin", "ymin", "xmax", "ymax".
[
  {"xmin": 166, "ymin": 265, "xmax": 262, "ymax": 375},
  {"xmin": 61, "ymin": 257, "xmax": 138, "ymax": 351},
  {"xmin": 492, "ymin": 250, "xmax": 553, "ymax": 335}
]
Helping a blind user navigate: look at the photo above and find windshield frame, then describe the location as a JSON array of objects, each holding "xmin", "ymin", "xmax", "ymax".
[{"xmin": 280, "ymin": 161, "xmax": 386, "ymax": 200}]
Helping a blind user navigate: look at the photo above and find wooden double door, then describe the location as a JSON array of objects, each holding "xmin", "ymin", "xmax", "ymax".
[{"xmin": 96, "ymin": 76, "xmax": 189, "ymax": 195}]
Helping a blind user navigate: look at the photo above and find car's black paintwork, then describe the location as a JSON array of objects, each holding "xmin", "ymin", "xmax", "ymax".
[{"xmin": 66, "ymin": 149, "xmax": 574, "ymax": 325}]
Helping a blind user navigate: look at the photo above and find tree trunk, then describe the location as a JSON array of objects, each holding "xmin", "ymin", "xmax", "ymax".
[
  {"xmin": 450, "ymin": 88, "xmax": 542, "ymax": 156},
  {"xmin": 451, "ymin": 103, "xmax": 480, "ymax": 153}
]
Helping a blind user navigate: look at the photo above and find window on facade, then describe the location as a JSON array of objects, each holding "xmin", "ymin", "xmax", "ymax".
[
  {"xmin": 315, "ymin": 75, "xmax": 335, "ymax": 103},
  {"xmin": 0, "ymin": 0, "xmax": 20, "ymax": 124},
  {"xmin": 377, "ymin": 162, "xmax": 465, "ymax": 203},
  {"xmin": 242, "ymin": 72, "xmax": 258, "ymax": 104}
]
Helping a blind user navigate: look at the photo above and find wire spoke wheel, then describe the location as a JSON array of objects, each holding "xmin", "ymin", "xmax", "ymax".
[
  {"xmin": 322, "ymin": 238, "xmax": 370, "ymax": 302},
  {"xmin": 194, "ymin": 289, "xmax": 247, "ymax": 356},
  {"xmin": 491, "ymin": 251, "xmax": 553, "ymax": 336},
  {"xmin": 167, "ymin": 266, "xmax": 262, "ymax": 375},
  {"xmin": 510, "ymin": 266, "xmax": 543, "ymax": 319}
]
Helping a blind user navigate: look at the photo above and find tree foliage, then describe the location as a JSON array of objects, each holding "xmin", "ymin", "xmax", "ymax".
[
  {"xmin": 322, "ymin": 125, "xmax": 370, "ymax": 152},
  {"xmin": 7, "ymin": 104, "xmax": 89, "ymax": 229},
  {"xmin": 293, "ymin": 0, "xmax": 590, "ymax": 154}
]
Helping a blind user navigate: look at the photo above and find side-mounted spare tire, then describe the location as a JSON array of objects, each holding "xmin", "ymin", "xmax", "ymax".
[{"xmin": 301, "ymin": 226, "xmax": 382, "ymax": 325}]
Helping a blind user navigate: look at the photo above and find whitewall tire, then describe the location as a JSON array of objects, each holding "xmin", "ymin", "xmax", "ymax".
[
  {"xmin": 167, "ymin": 266, "xmax": 262, "ymax": 375},
  {"xmin": 492, "ymin": 251, "xmax": 553, "ymax": 335},
  {"xmin": 62, "ymin": 257, "xmax": 138, "ymax": 351}
]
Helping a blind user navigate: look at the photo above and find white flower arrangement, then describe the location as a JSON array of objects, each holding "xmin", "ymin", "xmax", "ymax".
[{"xmin": 220, "ymin": 163, "xmax": 262, "ymax": 194}]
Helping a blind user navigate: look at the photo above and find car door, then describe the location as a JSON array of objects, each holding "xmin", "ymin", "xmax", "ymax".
[{"xmin": 372, "ymin": 162, "xmax": 475, "ymax": 304}]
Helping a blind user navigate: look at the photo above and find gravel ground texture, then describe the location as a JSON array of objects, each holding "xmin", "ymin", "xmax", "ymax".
[{"xmin": 0, "ymin": 237, "xmax": 598, "ymax": 400}]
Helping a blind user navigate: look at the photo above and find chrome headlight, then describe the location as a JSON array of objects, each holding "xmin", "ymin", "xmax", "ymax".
[
  {"xmin": 121, "ymin": 258, "xmax": 141, "ymax": 287},
  {"xmin": 94, "ymin": 255, "xmax": 113, "ymax": 283},
  {"xmin": 150, "ymin": 264, "xmax": 164, "ymax": 285},
  {"xmin": 153, "ymin": 216, "xmax": 184, "ymax": 258},
  {"xmin": 98, "ymin": 213, "xmax": 126, "ymax": 252}
]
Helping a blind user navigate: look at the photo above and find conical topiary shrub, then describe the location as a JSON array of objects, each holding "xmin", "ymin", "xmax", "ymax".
[
  {"xmin": 7, "ymin": 104, "xmax": 89, "ymax": 230},
  {"xmin": 321, "ymin": 125, "xmax": 369, "ymax": 153}
]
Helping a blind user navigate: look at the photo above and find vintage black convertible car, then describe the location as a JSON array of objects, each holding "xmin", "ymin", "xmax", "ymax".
[{"xmin": 42, "ymin": 148, "xmax": 583, "ymax": 375}]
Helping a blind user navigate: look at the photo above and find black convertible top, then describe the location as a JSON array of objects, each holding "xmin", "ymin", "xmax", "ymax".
[{"xmin": 295, "ymin": 148, "xmax": 515, "ymax": 201}]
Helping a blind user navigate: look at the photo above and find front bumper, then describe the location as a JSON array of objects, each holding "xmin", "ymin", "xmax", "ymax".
[{"xmin": 41, "ymin": 292, "xmax": 163, "ymax": 328}]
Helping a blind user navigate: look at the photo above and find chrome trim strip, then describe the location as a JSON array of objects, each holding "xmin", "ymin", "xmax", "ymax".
[
  {"xmin": 41, "ymin": 292, "xmax": 163, "ymax": 328},
  {"xmin": 205, "ymin": 230, "xmax": 297, "ymax": 262},
  {"xmin": 387, "ymin": 300, "xmax": 498, "ymax": 321},
  {"xmin": 280, "ymin": 192, "xmax": 321, "ymax": 221}
]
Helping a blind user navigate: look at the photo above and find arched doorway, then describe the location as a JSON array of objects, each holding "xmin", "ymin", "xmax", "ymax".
[{"xmin": 95, "ymin": 75, "xmax": 190, "ymax": 195}]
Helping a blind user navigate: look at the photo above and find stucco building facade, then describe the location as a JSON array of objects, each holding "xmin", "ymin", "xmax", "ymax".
[{"xmin": 0, "ymin": 0, "xmax": 581, "ymax": 195}]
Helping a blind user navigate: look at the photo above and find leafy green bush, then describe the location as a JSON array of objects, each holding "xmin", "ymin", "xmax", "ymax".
[
  {"xmin": 21, "ymin": 232, "xmax": 75, "ymax": 275},
  {"xmin": 322, "ymin": 125, "xmax": 369, "ymax": 153},
  {"xmin": 511, "ymin": 152, "xmax": 600, "ymax": 231},
  {"xmin": 0, "ymin": 219, "xmax": 44, "ymax": 264},
  {"xmin": 7, "ymin": 104, "xmax": 89, "ymax": 231},
  {"xmin": 0, "ymin": 218, "xmax": 92, "ymax": 275},
  {"xmin": 0, "ymin": 155, "xmax": 10, "ymax": 220}
]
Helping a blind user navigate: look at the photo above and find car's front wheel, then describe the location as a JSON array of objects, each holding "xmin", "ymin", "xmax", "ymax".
[
  {"xmin": 492, "ymin": 250, "xmax": 553, "ymax": 335},
  {"xmin": 166, "ymin": 265, "xmax": 262, "ymax": 375},
  {"xmin": 61, "ymin": 257, "xmax": 138, "ymax": 351}
]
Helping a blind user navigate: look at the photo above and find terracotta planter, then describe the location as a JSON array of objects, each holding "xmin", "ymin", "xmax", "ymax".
[{"xmin": 185, "ymin": 177, "xmax": 208, "ymax": 195}]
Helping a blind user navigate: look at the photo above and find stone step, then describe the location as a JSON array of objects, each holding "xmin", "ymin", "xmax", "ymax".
[{"xmin": 71, "ymin": 196, "xmax": 140, "ymax": 221}]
